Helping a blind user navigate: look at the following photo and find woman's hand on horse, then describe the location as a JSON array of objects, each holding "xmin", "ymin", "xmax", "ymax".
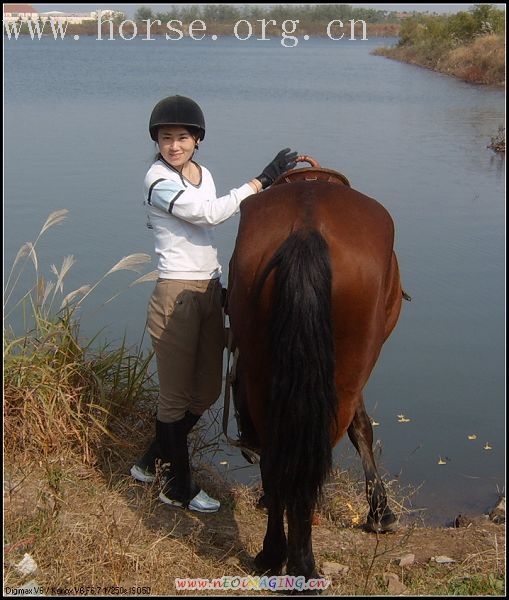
[{"xmin": 256, "ymin": 148, "xmax": 299, "ymax": 189}]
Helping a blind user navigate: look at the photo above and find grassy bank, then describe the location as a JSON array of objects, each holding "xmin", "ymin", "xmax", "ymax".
[
  {"xmin": 4, "ymin": 213, "xmax": 505, "ymax": 595},
  {"xmin": 374, "ymin": 33, "xmax": 505, "ymax": 86},
  {"xmin": 373, "ymin": 5, "xmax": 505, "ymax": 86}
]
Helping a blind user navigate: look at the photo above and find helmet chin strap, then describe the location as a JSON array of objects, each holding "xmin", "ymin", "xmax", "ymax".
[{"xmin": 189, "ymin": 139, "xmax": 199, "ymax": 162}]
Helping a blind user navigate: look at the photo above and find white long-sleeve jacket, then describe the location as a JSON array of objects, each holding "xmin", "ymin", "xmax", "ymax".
[{"xmin": 144, "ymin": 158, "xmax": 254, "ymax": 280}]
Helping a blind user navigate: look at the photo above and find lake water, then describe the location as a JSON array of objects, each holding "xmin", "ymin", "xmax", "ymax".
[{"xmin": 4, "ymin": 34, "xmax": 505, "ymax": 525}]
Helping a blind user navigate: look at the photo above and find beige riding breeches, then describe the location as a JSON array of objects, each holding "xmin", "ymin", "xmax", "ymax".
[{"xmin": 147, "ymin": 278, "xmax": 224, "ymax": 423}]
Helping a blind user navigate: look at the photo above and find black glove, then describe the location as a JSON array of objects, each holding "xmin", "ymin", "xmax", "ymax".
[{"xmin": 256, "ymin": 148, "xmax": 299, "ymax": 189}]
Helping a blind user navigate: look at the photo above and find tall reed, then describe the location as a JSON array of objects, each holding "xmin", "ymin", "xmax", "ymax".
[{"xmin": 4, "ymin": 210, "xmax": 159, "ymax": 464}]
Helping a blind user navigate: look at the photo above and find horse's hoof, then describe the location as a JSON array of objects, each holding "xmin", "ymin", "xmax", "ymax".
[
  {"xmin": 294, "ymin": 588, "xmax": 323, "ymax": 596},
  {"xmin": 290, "ymin": 588, "xmax": 322, "ymax": 596},
  {"xmin": 254, "ymin": 550, "xmax": 285, "ymax": 574},
  {"xmin": 287, "ymin": 573, "xmax": 325, "ymax": 595},
  {"xmin": 366, "ymin": 511, "xmax": 398, "ymax": 533}
]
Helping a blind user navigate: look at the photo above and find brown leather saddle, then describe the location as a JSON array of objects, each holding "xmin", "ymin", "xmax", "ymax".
[{"xmin": 273, "ymin": 155, "xmax": 351, "ymax": 187}]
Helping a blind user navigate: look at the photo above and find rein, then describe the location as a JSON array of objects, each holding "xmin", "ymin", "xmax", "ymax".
[{"xmin": 222, "ymin": 326, "xmax": 260, "ymax": 464}]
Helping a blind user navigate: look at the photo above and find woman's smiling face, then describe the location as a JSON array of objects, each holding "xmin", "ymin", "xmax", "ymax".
[{"xmin": 157, "ymin": 126, "xmax": 198, "ymax": 170}]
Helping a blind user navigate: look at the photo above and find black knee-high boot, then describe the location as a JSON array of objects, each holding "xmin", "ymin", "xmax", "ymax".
[
  {"xmin": 156, "ymin": 417, "xmax": 200, "ymax": 507},
  {"xmin": 132, "ymin": 411, "xmax": 201, "ymax": 481},
  {"xmin": 156, "ymin": 414, "xmax": 221, "ymax": 512},
  {"xmin": 182, "ymin": 411, "xmax": 201, "ymax": 435},
  {"xmin": 137, "ymin": 439, "xmax": 161, "ymax": 470},
  {"xmin": 130, "ymin": 437, "xmax": 162, "ymax": 482}
]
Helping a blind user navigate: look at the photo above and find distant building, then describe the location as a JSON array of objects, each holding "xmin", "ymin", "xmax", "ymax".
[
  {"xmin": 2, "ymin": 5, "xmax": 121, "ymax": 25},
  {"xmin": 3, "ymin": 4, "xmax": 38, "ymax": 21},
  {"xmin": 38, "ymin": 11, "xmax": 95, "ymax": 24}
]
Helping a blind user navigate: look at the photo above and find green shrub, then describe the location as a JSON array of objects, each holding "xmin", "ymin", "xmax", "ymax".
[{"xmin": 397, "ymin": 4, "xmax": 505, "ymax": 48}]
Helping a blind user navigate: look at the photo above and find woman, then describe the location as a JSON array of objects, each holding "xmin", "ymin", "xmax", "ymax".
[{"xmin": 131, "ymin": 94, "xmax": 298, "ymax": 513}]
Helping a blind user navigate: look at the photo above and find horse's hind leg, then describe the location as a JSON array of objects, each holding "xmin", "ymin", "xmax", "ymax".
[
  {"xmin": 347, "ymin": 399, "xmax": 397, "ymax": 532},
  {"xmin": 254, "ymin": 458, "xmax": 287, "ymax": 573},
  {"xmin": 286, "ymin": 501, "xmax": 319, "ymax": 581}
]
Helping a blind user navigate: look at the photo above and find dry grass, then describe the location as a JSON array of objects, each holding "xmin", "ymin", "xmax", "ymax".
[
  {"xmin": 3, "ymin": 447, "xmax": 263, "ymax": 595},
  {"xmin": 3, "ymin": 329, "xmax": 156, "ymax": 467},
  {"xmin": 4, "ymin": 445, "xmax": 504, "ymax": 596},
  {"xmin": 318, "ymin": 466, "xmax": 424, "ymax": 529},
  {"xmin": 439, "ymin": 34, "xmax": 505, "ymax": 85},
  {"xmin": 373, "ymin": 33, "xmax": 505, "ymax": 87}
]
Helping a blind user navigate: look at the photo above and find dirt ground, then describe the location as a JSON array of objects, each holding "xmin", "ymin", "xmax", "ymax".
[{"xmin": 4, "ymin": 447, "xmax": 505, "ymax": 596}]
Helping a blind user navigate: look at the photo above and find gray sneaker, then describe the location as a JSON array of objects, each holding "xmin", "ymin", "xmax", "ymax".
[
  {"xmin": 159, "ymin": 488, "xmax": 220, "ymax": 513},
  {"xmin": 130, "ymin": 464, "xmax": 156, "ymax": 483},
  {"xmin": 188, "ymin": 489, "xmax": 221, "ymax": 512}
]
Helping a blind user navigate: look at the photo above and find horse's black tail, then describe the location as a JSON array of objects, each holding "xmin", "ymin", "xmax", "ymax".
[{"xmin": 260, "ymin": 229, "xmax": 337, "ymax": 513}]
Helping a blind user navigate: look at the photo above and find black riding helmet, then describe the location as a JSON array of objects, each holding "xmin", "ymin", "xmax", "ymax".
[{"xmin": 149, "ymin": 95, "xmax": 205, "ymax": 141}]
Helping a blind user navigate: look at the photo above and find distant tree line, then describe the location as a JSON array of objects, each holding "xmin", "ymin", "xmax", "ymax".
[{"xmin": 134, "ymin": 4, "xmax": 399, "ymax": 25}]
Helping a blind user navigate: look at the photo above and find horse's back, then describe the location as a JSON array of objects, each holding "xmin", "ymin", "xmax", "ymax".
[
  {"xmin": 235, "ymin": 181, "xmax": 394, "ymax": 259},
  {"xmin": 231, "ymin": 181, "xmax": 397, "ymax": 304}
]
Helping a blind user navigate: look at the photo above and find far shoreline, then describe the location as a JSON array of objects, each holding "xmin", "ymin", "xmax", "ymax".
[{"xmin": 373, "ymin": 34, "xmax": 505, "ymax": 88}]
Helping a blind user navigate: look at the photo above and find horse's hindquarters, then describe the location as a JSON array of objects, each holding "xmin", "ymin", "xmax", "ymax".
[{"xmin": 227, "ymin": 180, "xmax": 404, "ymax": 579}]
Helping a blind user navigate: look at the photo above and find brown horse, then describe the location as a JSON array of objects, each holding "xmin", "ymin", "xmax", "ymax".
[{"xmin": 226, "ymin": 161, "xmax": 405, "ymax": 582}]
